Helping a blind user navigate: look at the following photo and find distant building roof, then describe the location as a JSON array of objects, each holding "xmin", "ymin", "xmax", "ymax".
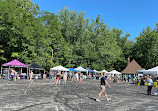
[{"xmin": 122, "ymin": 59, "xmax": 144, "ymax": 74}]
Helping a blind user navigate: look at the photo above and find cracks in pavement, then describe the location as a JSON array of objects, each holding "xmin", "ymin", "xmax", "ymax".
[{"xmin": 14, "ymin": 102, "xmax": 52, "ymax": 111}]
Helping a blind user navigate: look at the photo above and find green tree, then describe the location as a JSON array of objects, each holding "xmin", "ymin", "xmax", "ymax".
[{"xmin": 133, "ymin": 26, "xmax": 158, "ymax": 69}]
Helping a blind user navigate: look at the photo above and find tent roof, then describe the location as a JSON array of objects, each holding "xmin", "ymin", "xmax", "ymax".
[
  {"xmin": 109, "ymin": 70, "xmax": 121, "ymax": 74},
  {"xmin": 28, "ymin": 63, "xmax": 44, "ymax": 70},
  {"xmin": 50, "ymin": 65, "xmax": 69, "ymax": 71},
  {"xmin": 102, "ymin": 69, "xmax": 108, "ymax": 73},
  {"xmin": 93, "ymin": 70, "xmax": 102, "ymax": 73},
  {"xmin": 86, "ymin": 68, "xmax": 94, "ymax": 73},
  {"xmin": 122, "ymin": 60, "xmax": 144, "ymax": 74},
  {"xmin": 2, "ymin": 59, "xmax": 27, "ymax": 67},
  {"xmin": 141, "ymin": 66, "xmax": 158, "ymax": 75},
  {"xmin": 69, "ymin": 68, "xmax": 78, "ymax": 72},
  {"xmin": 74, "ymin": 66, "xmax": 87, "ymax": 72},
  {"xmin": 147, "ymin": 66, "xmax": 158, "ymax": 71}
]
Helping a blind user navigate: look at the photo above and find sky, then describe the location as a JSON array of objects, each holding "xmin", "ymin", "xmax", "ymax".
[{"xmin": 32, "ymin": 0, "xmax": 158, "ymax": 41}]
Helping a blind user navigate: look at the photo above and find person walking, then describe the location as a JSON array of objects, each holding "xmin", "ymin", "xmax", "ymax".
[
  {"xmin": 147, "ymin": 76, "xmax": 153, "ymax": 95},
  {"xmin": 29, "ymin": 70, "xmax": 34, "ymax": 82},
  {"xmin": 96, "ymin": 73, "xmax": 111, "ymax": 102},
  {"xmin": 123, "ymin": 75, "xmax": 127, "ymax": 83}
]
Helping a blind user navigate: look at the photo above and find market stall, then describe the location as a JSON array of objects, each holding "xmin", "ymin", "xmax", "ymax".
[
  {"xmin": 1, "ymin": 59, "xmax": 28, "ymax": 79},
  {"xmin": 27, "ymin": 63, "xmax": 45, "ymax": 79}
]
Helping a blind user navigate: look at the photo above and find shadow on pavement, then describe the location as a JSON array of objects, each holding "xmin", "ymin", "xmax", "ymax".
[
  {"xmin": 89, "ymin": 97, "xmax": 96, "ymax": 101},
  {"xmin": 138, "ymin": 92, "xmax": 158, "ymax": 97}
]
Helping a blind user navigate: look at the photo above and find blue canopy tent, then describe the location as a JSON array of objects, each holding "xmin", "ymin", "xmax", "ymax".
[
  {"xmin": 86, "ymin": 68, "xmax": 95, "ymax": 73},
  {"xmin": 69, "ymin": 68, "xmax": 78, "ymax": 72}
]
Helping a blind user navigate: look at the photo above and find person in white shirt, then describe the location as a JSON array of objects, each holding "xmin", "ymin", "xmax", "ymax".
[
  {"xmin": 76, "ymin": 73, "xmax": 79, "ymax": 82},
  {"xmin": 29, "ymin": 70, "xmax": 33, "ymax": 82}
]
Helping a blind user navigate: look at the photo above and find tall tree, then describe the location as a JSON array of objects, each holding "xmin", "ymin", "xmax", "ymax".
[{"xmin": 133, "ymin": 26, "xmax": 158, "ymax": 69}]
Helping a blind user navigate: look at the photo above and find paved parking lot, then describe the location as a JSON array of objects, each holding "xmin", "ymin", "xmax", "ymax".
[{"xmin": 0, "ymin": 79, "xmax": 157, "ymax": 111}]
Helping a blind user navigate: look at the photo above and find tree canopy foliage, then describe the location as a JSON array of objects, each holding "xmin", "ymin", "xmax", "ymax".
[{"xmin": 1, "ymin": 0, "xmax": 158, "ymax": 72}]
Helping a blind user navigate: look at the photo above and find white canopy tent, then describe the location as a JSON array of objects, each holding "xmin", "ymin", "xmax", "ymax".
[
  {"xmin": 110, "ymin": 70, "xmax": 121, "ymax": 74},
  {"xmin": 108, "ymin": 70, "xmax": 121, "ymax": 77},
  {"xmin": 74, "ymin": 66, "xmax": 87, "ymax": 72},
  {"xmin": 109, "ymin": 70, "xmax": 121, "ymax": 75},
  {"xmin": 93, "ymin": 70, "xmax": 102, "ymax": 74},
  {"xmin": 50, "ymin": 65, "xmax": 69, "ymax": 71},
  {"xmin": 101, "ymin": 69, "xmax": 108, "ymax": 73},
  {"xmin": 142, "ymin": 66, "xmax": 158, "ymax": 76}
]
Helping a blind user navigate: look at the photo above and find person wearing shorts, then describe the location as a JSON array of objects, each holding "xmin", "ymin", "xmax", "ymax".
[
  {"xmin": 56, "ymin": 73, "xmax": 61, "ymax": 85},
  {"xmin": 49, "ymin": 71, "xmax": 52, "ymax": 82},
  {"xmin": 96, "ymin": 73, "xmax": 111, "ymax": 102},
  {"xmin": 63, "ymin": 72, "xmax": 67, "ymax": 85},
  {"xmin": 10, "ymin": 69, "xmax": 14, "ymax": 81},
  {"xmin": 80, "ymin": 73, "xmax": 83, "ymax": 83},
  {"xmin": 29, "ymin": 70, "xmax": 33, "ymax": 82},
  {"xmin": 76, "ymin": 73, "xmax": 79, "ymax": 82},
  {"xmin": 72, "ymin": 73, "xmax": 76, "ymax": 81}
]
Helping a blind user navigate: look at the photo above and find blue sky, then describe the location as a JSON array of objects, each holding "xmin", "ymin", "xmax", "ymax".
[{"xmin": 32, "ymin": 0, "xmax": 158, "ymax": 41}]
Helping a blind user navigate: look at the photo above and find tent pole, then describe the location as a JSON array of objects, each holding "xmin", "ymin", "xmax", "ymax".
[
  {"xmin": 8, "ymin": 66, "xmax": 10, "ymax": 79},
  {"xmin": 27, "ymin": 67, "xmax": 28, "ymax": 79},
  {"xmin": 29, "ymin": 68, "xmax": 31, "ymax": 79},
  {"xmin": 43, "ymin": 69, "xmax": 45, "ymax": 79},
  {"xmin": 28, "ymin": 67, "xmax": 30, "ymax": 80},
  {"xmin": 1, "ymin": 66, "xmax": 2, "ymax": 75}
]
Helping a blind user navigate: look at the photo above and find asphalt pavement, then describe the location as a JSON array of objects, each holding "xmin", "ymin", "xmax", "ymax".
[{"xmin": 0, "ymin": 79, "xmax": 157, "ymax": 111}]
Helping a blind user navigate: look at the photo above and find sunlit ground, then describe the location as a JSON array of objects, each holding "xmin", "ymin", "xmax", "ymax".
[{"xmin": 0, "ymin": 79, "xmax": 157, "ymax": 111}]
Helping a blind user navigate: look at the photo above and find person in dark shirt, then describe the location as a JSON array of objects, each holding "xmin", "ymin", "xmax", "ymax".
[
  {"xmin": 56, "ymin": 72, "xmax": 61, "ymax": 85},
  {"xmin": 96, "ymin": 73, "xmax": 111, "ymax": 102}
]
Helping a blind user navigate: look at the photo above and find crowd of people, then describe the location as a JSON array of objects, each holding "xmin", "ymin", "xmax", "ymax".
[
  {"xmin": 3, "ymin": 68, "xmax": 22, "ymax": 81},
  {"xmin": 48, "ymin": 71, "xmax": 84, "ymax": 85},
  {"xmin": 112, "ymin": 74, "xmax": 158, "ymax": 96},
  {"xmin": 2, "ymin": 68, "xmax": 158, "ymax": 98},
  {"xmin": 3, "ymin": 68, "xmax": 35, "ymax": 82}
]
